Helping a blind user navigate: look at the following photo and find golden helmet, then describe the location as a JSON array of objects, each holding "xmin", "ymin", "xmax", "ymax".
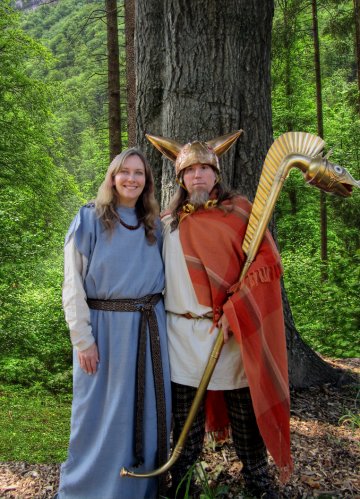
[{"xmin": 146, "ymin": 130, "xmax": 243, "ymax": 177}]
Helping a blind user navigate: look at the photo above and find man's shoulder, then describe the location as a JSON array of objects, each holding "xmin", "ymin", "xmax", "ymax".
[
  {"xmin": 220, "ymin": 195, "xmax": 251, "ymax": 212},
  {"xmin": 160, "ymin": 209, "xmax": 172, "ymax": 219},
  {"xmin": 160, "ymin": 211, "xmax": 173, "ymax": 233}
]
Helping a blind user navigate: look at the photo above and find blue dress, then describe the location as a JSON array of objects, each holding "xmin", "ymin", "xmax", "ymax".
[{"xmin": 57, "ymin": 205, "xmax": 171, "ymax": 499}]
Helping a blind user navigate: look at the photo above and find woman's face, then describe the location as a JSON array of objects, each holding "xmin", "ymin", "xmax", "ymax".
[{"xmin": 113, "ymin": 155, "xmax": 146, "ymax": 207}]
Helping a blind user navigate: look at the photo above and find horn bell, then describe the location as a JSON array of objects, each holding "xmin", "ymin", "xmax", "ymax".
[{"xmin": 306, "ymin": 156, "xmax": 360, "ymax": 198}]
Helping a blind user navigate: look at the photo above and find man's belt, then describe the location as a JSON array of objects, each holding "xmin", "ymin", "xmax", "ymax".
[
  {"xmin": 171, "ymin": 311, "xmax": 213, "ymax": 320},
  {"xmin": 87, "ymin": 293, "xmax": 167, "ymax": 477}
]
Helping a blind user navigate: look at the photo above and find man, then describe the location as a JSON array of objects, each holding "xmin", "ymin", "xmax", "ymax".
[{"xmin": 147, "ymin": 131, "xmax": 292, "ymax": 498}]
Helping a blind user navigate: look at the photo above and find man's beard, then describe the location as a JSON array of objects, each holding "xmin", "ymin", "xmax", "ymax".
[{"xmin": 189, "ymin": 189, "xmax": 209, "ymax": 208}]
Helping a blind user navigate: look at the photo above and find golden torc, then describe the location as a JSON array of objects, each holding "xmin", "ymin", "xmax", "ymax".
[
  {"xmin": 179, "ymin": 199, "xmax": 218, "ymax": 224},
  {"xmin": 182, "ymin": 199, "xmax": 218, "ymax": 213},
  {"xmin": 146, "ymin": 130, "xmax": 243, "ymax": 176}
]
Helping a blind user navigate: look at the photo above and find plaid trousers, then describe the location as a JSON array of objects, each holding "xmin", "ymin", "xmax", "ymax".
[{"xmin": 171, "ymin": 382, "xmax": 270, "ymax": 487}]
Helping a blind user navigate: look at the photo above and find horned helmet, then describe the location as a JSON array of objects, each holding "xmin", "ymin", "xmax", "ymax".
[{"xmin": 146, "ymin": 130, "xmax": 243, "ymax": 178}]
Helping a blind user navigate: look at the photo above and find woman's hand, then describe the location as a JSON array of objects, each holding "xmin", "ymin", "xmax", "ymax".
[
  {"xmin": 217, "ymin": 314, "xmax": 232, "ymax": 344},
  {"xmin": 78, "ymin": 343, "xmax": 99, "ymax": 375}
]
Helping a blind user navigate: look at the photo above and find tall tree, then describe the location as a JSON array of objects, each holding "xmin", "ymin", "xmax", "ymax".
[
  {"xmin": 312, "ymin": 0, "xmax": 328, "ymax": 280},
  {"xmin": 354, "ymin": 0, "xmax": 360, "ymax": 112},
  {"xmin": 273, "ymin": 0, "xmax": 307, "ymax": 215},
  {"xmin": 135, "ymin": 0, "xmax": 347, "ymax": 387},
  {"xmin": 124, "ymin": 0, "xmax": 136, "ymax": 146},
  {"xmin": 106, "ymin": 0, "xmax": 122, "ymax": 160}
]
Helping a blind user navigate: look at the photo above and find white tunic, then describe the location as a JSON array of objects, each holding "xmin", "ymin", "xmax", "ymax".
[
  {"xmin": 62, "ymin": 235, "xmax": 94, "ymax": 351},
  {"xmin": 162, "ymin": 216, "xmax": 248, "ymax": 390}
]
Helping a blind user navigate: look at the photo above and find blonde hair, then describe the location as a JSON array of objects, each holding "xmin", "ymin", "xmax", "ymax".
[{"xmin": 95, "ymin": 148, "xmax": 159, "ymax": 243}]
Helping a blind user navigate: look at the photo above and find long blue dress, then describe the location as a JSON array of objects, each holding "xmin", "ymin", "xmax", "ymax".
[{"xmin": 57, "ymin": 205, "xmax": 171, "ymax": 499}]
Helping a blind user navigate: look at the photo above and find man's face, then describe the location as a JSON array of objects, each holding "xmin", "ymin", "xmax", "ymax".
[{"xmin": 182, "ymin": 163, "xmax": 217, "ymax": 195}]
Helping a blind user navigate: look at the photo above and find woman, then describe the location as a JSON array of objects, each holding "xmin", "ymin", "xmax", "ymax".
[{"xmin": 56, "ymin": 148, "xmax": 171, "ymax": 499}]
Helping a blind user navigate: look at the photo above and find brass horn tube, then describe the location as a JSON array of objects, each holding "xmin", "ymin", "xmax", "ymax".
[
  {"xmin": 240, "ymin": 153, "xmax": 311, "ymax": 278},
  {"xmin": 120, "ymin": 330, "xmax": 225, "ymax": 478},
  {"xmin": 120, "ymin": 153, "xmax": 314, "ymax": 479}
]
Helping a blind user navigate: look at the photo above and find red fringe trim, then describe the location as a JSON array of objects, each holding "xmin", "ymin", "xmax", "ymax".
[
  {"xmin": 228, "ymin": 262, "xmax": 283, "ymax": 295},
  {"xmin": 279, "ymin": 462, "xmax": 293, "ymax": 483},
  {"xmin": 205, "ymin": 427, "xmax": 232, "ymax": 444}
]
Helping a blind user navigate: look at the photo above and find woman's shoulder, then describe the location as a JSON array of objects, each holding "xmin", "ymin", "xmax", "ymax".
[
  {"xmin": 77, "ymin": 202, "xmax": 98, "ymax": 224},
  {"xmin": 65, "ymin": 202, "xmax": 97, "ymax": 245},
  {"xmin": 79, "ymin": 201, "xmax": 96, "ymax": 215},
  {"xmin": 83, "ymin": 201, "xmax": 95, "ymax": 209}
]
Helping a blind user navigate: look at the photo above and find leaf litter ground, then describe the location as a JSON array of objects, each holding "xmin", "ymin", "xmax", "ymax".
[{"xmin": 0, "ymin": 358, "xmax": 359, "ymax": 498}]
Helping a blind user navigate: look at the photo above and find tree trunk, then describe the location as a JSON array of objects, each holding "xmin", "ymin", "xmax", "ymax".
[
  {"xmin": 106, "ymin": 0, "xmax": 121, "ymax": 161},
  {"xmin": 312, "ymin": 0, "xmax": 328, "ymax": 281},
  {"xmin": 124, "ymin": 0, "xmax": 136, "ymax": 147},
  {"xmin": 135, "ymin": 0, "xmax": 165, "ymax": 198},
  {"xmin": 135, "ymin": 0, "xmax": 349, "ymax": 387},
  {"xmin": 354, "ymin": 0, "xmax": 360, "ymax": 114}
]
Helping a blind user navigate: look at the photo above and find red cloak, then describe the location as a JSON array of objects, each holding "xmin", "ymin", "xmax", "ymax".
[{"xmin": 178, "ymin": 196, "xmax": 293, "ymax": 480}]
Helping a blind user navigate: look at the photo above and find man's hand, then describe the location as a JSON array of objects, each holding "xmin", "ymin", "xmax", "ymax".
[
  {"xmin": 78, "ymin": 343, "xmax": 99, "ymax": 375},
  {"xmin": 217, "ymin": 314, "xmax": 233, "ymax": 344}
]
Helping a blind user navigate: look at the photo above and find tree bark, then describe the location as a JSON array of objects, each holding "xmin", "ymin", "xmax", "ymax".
[
  {"xmin": 135, "ymin": 0, "xmax": 166, "ymax": 197},
  {"xmin": 138, "ymin": 1, "xmax": 275, "ymax": 205},
  {"xmin": 135, "ymin": 0, "xmax": 350, "ymax": 387},
  {"xmin": 124, "ymin": 0, "xmax": 136, "ymax": 146},
  {"xmin": 106, "ymin": 0, "xmax": 121, "ymax": 161}
]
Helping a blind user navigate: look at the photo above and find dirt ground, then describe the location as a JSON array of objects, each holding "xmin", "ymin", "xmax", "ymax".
[{"xmin": 0, "ymin": 358, "xmax": 359, "ymax": 498}]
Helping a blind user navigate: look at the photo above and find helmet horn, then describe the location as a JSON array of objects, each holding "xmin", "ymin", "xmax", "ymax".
[
  {"xmin": 145, "ymin": 133, "xmax": 182, "ymax": 162},
  {"xmin": 207, "ymin": 129, "xmax": 243, "ymax": 157}
]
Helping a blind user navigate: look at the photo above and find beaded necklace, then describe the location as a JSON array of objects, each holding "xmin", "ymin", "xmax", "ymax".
[{"xmin": 118, "ymin": 215, "xmax": 141, "ymax": 230}]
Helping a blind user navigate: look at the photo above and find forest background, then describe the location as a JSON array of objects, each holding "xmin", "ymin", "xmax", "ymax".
[{"xmin": 0, "ymin": 0, "xmax": 359, "ymax": 465}]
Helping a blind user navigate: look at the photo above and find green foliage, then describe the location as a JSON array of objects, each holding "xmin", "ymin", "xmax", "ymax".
[
  {"xmin": 0, "ymin": 1, "xmax": 107, "ymax": 395},
  {"xmin": 273, "ymin": 0, "xmax": 360, "ymax": 358},
  {"xmin": 339, "ymin": 388, "xmax": 360, "ymax": 431},
  {"xmin": 0, "ymin": 2, "xmax": 86, "ymax": 396},
  {"xmin": 339, "ymin": 411, "xmax": 360, "ymax": 431},
  {"xmin": 0, "ymin": 1, "xmax": 83, "ymax": 258},
  {"xmin": 0, "ymin": 255, "xmax": 73, "ymax": 392},
  {"xmin": 0, "ymin": 2, "xmax": 52, "ymax": 152},
  {"xmin": 170, "ymin": 462, "xmax": 229, "ymax": 499},
  {"xmin": 0, "ymin": 383, "xmax": 71, "ymax": 462},
  {"xmin": 21, "ymin": 0, "xmax": 114, "ymax": 198},
  {"xmin": 277, "ymin": 170, "xmax": 359, "ymax": 358},
  {"xmin": 280, "ymin": 243, "xmax": 360, "ymax": 357}
]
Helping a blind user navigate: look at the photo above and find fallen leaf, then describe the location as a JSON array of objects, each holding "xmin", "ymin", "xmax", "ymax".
[{"xmin": 301, "ymin": 475, "xmax": 321, "ymax": 488}]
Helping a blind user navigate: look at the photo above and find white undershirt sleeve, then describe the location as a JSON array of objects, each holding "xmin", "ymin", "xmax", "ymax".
[{"xmin": 62, "ymin": 234, "xmax": 95, "ymax": 351}]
